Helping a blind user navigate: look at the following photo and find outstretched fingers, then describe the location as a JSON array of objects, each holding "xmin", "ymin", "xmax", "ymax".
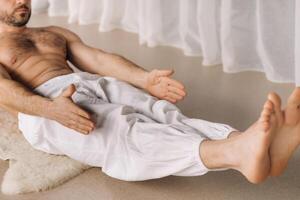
[{"xmin": 168, "ymin": 85, "xmax": 186, "ymax": 97}]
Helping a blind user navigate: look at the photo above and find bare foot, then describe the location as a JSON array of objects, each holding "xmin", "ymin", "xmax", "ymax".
[
  {"xmin": 269, "ymin": 88, "xmax": 300, "ymax": 176},
  {"xmin": 199, "ymin": 98, "xmax": 278, "ymax": 183},
  {"xmin": 229, "ymin": 99, "xmax": 277, "ymax": 183}
]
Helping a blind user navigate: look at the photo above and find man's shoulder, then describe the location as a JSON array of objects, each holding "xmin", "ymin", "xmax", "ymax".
[
  {"xmin": 44, "ymin": 26, "xmax": 80, "ymax": 41},
  {"xmin": 44, "ymin": 25, "xmax": 65, "ymax": 31},
  {"xmin": 44, "ymin": 26, "xmax": 74, "ymax": 34}
]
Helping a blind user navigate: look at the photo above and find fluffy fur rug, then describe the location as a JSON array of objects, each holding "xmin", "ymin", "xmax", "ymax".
[{"xmin": 0, "ymin": 109, "xmax": 91, "ymax": 195}]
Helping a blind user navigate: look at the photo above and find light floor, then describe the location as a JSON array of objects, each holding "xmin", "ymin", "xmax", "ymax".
[{"xmin": 1, "ymin": 14, "xmax": 299, "ymax": 200}]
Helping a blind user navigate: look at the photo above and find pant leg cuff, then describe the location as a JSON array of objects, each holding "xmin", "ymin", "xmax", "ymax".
[
  {"xmin": 224, "ymin": 126, "xmax": 240, "ymax": 139},
  {"xmin": 194, "ymin": 137, "xmax": 213, "ymax": 173},
  {"xmin": 197, "ymin": 138, "xmax": 230, "ymax": 172}
]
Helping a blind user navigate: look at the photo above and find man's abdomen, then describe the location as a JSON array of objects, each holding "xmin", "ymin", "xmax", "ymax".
[{"xmin": 9, "ymin": 54, "xmax": 73, "ymax": 89}]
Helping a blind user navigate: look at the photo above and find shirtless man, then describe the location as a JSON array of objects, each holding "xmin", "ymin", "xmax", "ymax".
[{"xmin": 0, "ymin": 0, "xmax": 299, "ymax": 184}]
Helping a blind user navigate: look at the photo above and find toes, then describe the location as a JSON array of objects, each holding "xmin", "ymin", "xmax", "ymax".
[
  {"xmin": 286, "ymin": 87, "xmax": 300, "ymax": 125},
  {"xmin": 260, "ymin": 100, "xmax": 274, "ymax": 122},
  {"xmin": 268, "ymin": 92, "xmax": 283, "ymax": 124},
  {"xmin": 268, "ymin": 92, "xmax": 282, "ymax": 110},
  {"xmin": 256, "ymin": 120, "xmax": 271, "ymax": 133},
  {"xmin": 264, "ymin": 99, "xmax": 274, "ymax": 110},
  {"xmin": 287, "ymin": 87, "xmax": 300, "ymax": 106},
  {"xmin": 259, "ymin": 100, "xmax": 278, "ymax": 134},
  {"xmin": 260, "ymin": 121, "xmax": 270, "ymax": 132}
]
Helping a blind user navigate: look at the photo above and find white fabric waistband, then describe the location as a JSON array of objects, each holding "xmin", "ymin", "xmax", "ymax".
[{"xmin": 33, "ymin": 72, "xmax": 100, "ymax": 98}]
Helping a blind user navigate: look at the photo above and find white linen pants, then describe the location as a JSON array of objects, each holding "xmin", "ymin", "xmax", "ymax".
[{"xmin": 18, "ymin": 72, "xmax": 237, "ymax": 181}]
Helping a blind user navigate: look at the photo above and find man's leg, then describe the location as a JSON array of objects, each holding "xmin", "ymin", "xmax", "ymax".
[
  {"xmin": 199, "ymin": 98, "xmax": 277, "ymax": 184},
  {"xmin": 58, "ymin": 85, "xmax": 278, "ymax": 183},
  {"xmin": 17, "ymin": 72, "xmax": 278, "ymax": 183},
  {"xmin": 82, "ymin": 73, "xmax": 287, "ymax": 183}
]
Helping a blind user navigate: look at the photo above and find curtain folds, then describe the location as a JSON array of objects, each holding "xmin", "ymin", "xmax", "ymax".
[{"xmin": 32, "ymin": 0, "xmax": 299, "ymax": 85}]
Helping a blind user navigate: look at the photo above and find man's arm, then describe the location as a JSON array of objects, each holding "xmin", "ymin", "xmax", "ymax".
[
  {"xmin": 47, "ymin": 26, "xmax": 148, "ymax": 89},
  {"xmin": 47, "ymin": 26, "xmax": 187, "ymax": 103},
  {"xmin": 0, "ymin": 64, "xmax": 95, "ymax": 134},
  {"xmin": 0, "ymin": 63, "xmax": 52, "ymax": 117}
]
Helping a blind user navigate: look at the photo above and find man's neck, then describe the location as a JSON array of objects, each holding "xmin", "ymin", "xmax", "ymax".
[{"xmin": 0, "ymin": 22, "xmax": 27, "ymax": 34}]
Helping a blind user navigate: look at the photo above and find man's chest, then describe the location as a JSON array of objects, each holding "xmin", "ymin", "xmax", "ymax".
[{"xmin": 0, "ymin": 29, "xmax": 67, "ymax": 67}]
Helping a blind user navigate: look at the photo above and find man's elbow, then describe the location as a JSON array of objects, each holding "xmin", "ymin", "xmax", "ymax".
[
  {"xmin": 0, "ymin": 78, "xmax": 13, "ymax": 91},
  {"xmin": 0, "ymin": 73, "xmax": 12, "ymax": 88},
  {"xmin": 0, "ymin": 81, "xmax": 10, "ymax": 106},
  {"xmin": 0, "ymin": 79, "xmax": 16, "ymax": 105},
  {"xmin": 0, "ymin": 103, "xmax": 18, "ymax": 117}
]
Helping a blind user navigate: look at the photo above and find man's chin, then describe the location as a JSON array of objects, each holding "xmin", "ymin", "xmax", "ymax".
[
  {"xmin": 10, "ymin": 12, "xmax": 31, "ymax": 27},
  {"xmin": 10, "ymin": 18, "xmax": 30, "ymax": 27},
  {"xmin": 9, "ymin": 21, "xmax": 28, "ymax": 27}
]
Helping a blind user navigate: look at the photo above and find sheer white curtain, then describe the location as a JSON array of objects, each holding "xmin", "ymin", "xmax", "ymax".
[{"xmin": 32, "ymin": 0, "xmax": 299, "ymax": 85}]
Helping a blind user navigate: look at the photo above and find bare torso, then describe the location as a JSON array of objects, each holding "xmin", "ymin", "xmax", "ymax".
[{"xmin": 0, "ymin": 27, "xmax": 74, "ymax": 90}]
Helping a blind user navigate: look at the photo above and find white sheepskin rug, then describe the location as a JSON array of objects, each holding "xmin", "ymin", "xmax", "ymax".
[{"xmin": 0, "ymin": 109, "xmax": 92, "ymax": 195}]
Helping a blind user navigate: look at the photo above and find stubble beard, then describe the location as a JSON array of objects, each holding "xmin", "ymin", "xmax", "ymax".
[{"xmin": 0, "ymin": 8, "xmax": 31, "ymax": 27}]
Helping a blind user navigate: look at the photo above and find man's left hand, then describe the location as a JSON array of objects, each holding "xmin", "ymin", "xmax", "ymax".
[{"xmin": 144, "ymin": 69, "xmax": 187, "ymax": 103}]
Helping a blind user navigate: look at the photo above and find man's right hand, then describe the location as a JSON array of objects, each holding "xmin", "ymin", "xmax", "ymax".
[{"xmin": 48, "ymin": 84, "xmax": 95, "ymax": 135}]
